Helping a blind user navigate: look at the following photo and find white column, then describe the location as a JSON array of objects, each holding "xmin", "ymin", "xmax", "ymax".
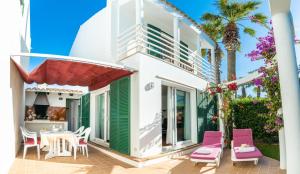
[
  {"xmin": 277, "ymin": 108, "xmax": 286, "ymax": 169},
  {"xmin": 110, "ymin": 0, "xmax": 119, "ymax": 59},
  {"xmin": 269, "ymin": 0, "xmax": 300, "ymax": 173},
  {"xmin": 173, "ymin": 15, "xmax": 180, "ymax": 61},
  {"xmin": 135, "ymin": 0, "xmax": 144, "ymax": 25},
  {"xmin": 217, "ymin": 94, "xmax": 225, "ymax": 148},
  {"xmin": 210, "ymin": 48, "xmax": 216, "ymax": 83},
  {"xmin": 195, "ymin": 36, "xmax": 202, "ymax": 76},
  {"xmin": 135, "ymin": 0, "xmax": 144, "ymax": 52},
  {"xmin": 279, "ymin": 128, "xmax": 287, "ymax": 169}
]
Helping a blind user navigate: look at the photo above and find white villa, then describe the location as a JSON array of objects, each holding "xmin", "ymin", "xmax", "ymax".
[
  {"xmin": 2, "ymin": 0, "xmax": 299, "ymax": 173},
  {"xmin": 69, "ymin": 0, "xmax": 218, "ymax": 158}
]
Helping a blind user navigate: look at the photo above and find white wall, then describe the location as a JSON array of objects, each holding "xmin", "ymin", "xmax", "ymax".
[
  {"xmin": 25, "ymin": 91, "xmax": 81, "ymax": 107},
  {"xmin": 119, "ymin": 0, "xmax": 135, "ymax": 33},
  {"xmin": 121, "ymin": 53, "xmax": 208, "ymax": 157},
  {"xmin": 0, "ymin": 0, "xmax": 29, "ymax": 172},
  {"xmin": 70, "ymin": 7, "xmax": 112, "ymax": 62},
  {"xmin": 10, "ymin": 59, "xmax": 25, "ymax": 163}
]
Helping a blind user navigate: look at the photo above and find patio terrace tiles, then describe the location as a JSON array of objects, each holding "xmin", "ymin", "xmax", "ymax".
[{"xmin": 9, "ymin": 146, "xmax": 286, "ymax": 174}]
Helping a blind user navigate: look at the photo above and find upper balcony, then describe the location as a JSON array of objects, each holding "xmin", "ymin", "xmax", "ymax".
[{"xmin": 115, "ymin": 0, "xmax": 216, "ymax": 83}]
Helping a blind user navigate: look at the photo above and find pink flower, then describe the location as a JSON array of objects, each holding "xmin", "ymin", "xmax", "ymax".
[
  {"xmin": 216, "ymin": 87, "xmax": 222, "ymax": 93},
  {"xmin": 275, "ymin": 117, "xmax": 283, "ymax": 126},
  {"xmin": 258, "ymin": 67, "xmax": 266, "ymax": 73},
  {"xmin": 227, "ymin": 83, "xmax": 238, "ymax": 91},
  {"xmin": 271, "ymin": 76, "xmax": 278, "ymax": 83},
  {"xmin": 253, "ymin": 78, "xmax": 263, "ymax": 87}
]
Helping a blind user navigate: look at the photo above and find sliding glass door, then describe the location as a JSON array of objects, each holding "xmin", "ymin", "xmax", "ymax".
[
  {"xmin": 95, "ymin": 92, "xmax": 110, "ymax": 143},
  {"xmin": 163, "ymin": 86, "xmax": 191, "ymax": 147},
  {"xmin": 176, "ymin": 90, "xmax": 191, "ymax": 142}
]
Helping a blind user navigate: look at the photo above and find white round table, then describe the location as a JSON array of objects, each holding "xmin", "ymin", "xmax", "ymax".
[{"xmin": 40, "ymin": 130, "xmax": 75, "ymax": 159}]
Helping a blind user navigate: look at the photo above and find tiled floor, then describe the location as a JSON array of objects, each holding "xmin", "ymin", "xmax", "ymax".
[{"xmin": 9, "ymin": 146, "xmax": 286, "ymax": 174}]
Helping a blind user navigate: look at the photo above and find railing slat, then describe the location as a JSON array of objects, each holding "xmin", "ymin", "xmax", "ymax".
[{"xmin": 117, "ymin": 24, "xmax": 217, "ymax": 82}]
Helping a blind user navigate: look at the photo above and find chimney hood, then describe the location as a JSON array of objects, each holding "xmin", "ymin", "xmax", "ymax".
[{"xmin": 34, "ymin": 92, "xmax": 50, "ymax": 106}]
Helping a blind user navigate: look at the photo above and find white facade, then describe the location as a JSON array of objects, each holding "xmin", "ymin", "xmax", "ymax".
[
  {"xmin": 123, "ymin": 53, "xmax": 207, "ymax": 157},
  {"xmin": 71, "ymin": 0, "xmax": 216, "ymax": 158},
  {"xmin": 0, "ymin": 0, "xmax": 30, "ymax": 173}
]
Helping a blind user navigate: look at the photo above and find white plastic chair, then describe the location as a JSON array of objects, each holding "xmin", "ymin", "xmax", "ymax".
[
  {"xmin": 73, "ymin": 126, "xmax": 85, "ymax": 135},
  {"xmin": 73, "ymin": 127, "xmax": 91, "ymax": 159},
  {"xmin": 20, "ymin": 126, "xmax": 40, "ymax": 159},
  {"xmin": 23, "ymin": 126, "xmax": 38, "ymax": 135}
]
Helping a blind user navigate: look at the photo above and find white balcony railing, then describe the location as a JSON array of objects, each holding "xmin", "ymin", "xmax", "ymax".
[{"xmin": 117, "ymin": 24, "xmax": 216, "ymax": 82}]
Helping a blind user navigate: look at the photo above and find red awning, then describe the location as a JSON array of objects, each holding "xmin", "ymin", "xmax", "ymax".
[{"xmin": 13, "ymin": 59, "xmax": 134, "ymax": 91}]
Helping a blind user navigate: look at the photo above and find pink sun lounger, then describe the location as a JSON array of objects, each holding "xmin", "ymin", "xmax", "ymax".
[
  {"xmin": 190, "ymin": 131, "xmax": 223, "ymax": 167},
  {"xmin": 231, "ymin": 129, "xmax": 263, "ymax": 165}
]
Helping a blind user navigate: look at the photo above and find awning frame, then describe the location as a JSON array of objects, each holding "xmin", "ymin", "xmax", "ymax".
[{"xmin": 11, "ymin": 53, "xmax": 137, "ymax": 91}]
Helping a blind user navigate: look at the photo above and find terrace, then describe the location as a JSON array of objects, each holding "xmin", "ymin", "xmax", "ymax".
[{"xmin": 10, "ymin": 147, "xmax": 283, "ymax": 174}]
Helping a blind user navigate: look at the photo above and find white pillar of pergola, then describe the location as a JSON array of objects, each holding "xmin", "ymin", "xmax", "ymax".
[{"xmin": 269, "ymin": 0, "xmax": 300, "ymax": 173}]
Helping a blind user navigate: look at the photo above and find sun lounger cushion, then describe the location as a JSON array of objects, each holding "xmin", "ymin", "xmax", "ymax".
[
  {"xmin": 232, "ymin": 129, "xmax": 263, "ymax": 159},
  {"xmin": 234, "ymin": 146, "xmax": 255, "ymax": 153},
  {"xmin": 233, "ymin": 129, "xmax": 254, "ymax": 147},
  {"xmin": 194, "ymin": 147, "xmax": 213, "ymax": 154},
  {"xmin": 234, "ymin": 147, "xmax": 263, "ymax": 159},
  {"xmin": 191, "ymin": 147, "xmax": 221, "ymax": 160},
  {"xmin": 203, "ymin": 131, "xmax": 222, "ymax": 148}
]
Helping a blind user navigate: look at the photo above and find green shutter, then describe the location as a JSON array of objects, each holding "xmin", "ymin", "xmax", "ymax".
[
  {"xmin": 196, "ymin": 91, "xmax": 218, "ymax": 143},
  {"xmin": 109, "ymin": 77, "xmax": 130, "ymax": 155},
  {"xmin": 80, "ymin": 93, "xmax": 90, "ymax": 128},
  {"xmin": 147, "ymin": 24, "xmax": 182, "ymax": 61},
  {"xmin": 180, "ymin": 41, "xmax": 188, "ymax": 60},
  {"xmin": 147, "ymin": 24, "xmax": 163, "ymax": 58}
]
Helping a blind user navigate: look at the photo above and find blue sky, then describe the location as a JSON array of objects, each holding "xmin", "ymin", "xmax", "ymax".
[{"xmin": 30, "ymin": 0, "xmax": 299, "ymax": 81}]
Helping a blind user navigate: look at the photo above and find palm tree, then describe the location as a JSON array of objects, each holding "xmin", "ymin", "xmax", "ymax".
[
  {"xmin": 201, "ymin": 0, "xmax": 267, "ymax": 81},
  {"xmin": 201, "ymin": 19, "xmax": 224, "ymax": 84}
]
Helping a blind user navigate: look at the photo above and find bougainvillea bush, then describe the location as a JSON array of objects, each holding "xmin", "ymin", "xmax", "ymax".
[
  {"xmin": 206, "ymin": 81, "xmax": 238, "ymax": 147},
  {"xmin": 246, "ymin": 27, "xmax": 283, "ymax": 133}
]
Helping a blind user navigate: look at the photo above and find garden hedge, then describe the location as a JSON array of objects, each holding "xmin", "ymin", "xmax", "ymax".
[{"xmin": 229, "ymin": 98, "xmax": 278, "ymax": 143}]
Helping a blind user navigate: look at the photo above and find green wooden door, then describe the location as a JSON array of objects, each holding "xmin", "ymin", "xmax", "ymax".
[
  {"xmin": 196, "ymin": 91, "xmax": 218, "ymax": 143},
  {"xmin": 80, "ymin": 93, "xmax": 90, "ymax": 128},
  {"xmin": 109, "ymin": 77, "xmax": 131, "ymax": 155}
]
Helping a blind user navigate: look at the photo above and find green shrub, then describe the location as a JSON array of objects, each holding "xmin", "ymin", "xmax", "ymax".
[{"xmin": 229, "ymin": 98, "xmax": 278, "ymax": 143}]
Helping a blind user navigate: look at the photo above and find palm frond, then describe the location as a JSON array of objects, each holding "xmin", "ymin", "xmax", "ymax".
[
  {"xmin": 201, "ymin": 20, "xmax": 225, "ymax": 41},
  {"xmin": 201, "ymin": 13, "xmax": 221, "ymax": 22},
  {"xmin": 215, "ymin": 0, "xmax": 228, "ymax": 15},
  {"xmin": 223, "ymin": 1, "xmax": 261, "ymax": 21},
  {"xmin": 241, "ymin": 1, "xmax": 261, "ymax": 12},
  {"xmin": 251, "ymin": 13, "xmax": 268, "ymax": 25},
  {"xmin": 243, "ymin": 27, "xmax": 256, "ymax": 37}
]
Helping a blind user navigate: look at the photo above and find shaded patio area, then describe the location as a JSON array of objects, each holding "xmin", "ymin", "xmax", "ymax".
[{"xmin": 9, "ymin": 146, "xmax": 285, "ymax": 174}]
